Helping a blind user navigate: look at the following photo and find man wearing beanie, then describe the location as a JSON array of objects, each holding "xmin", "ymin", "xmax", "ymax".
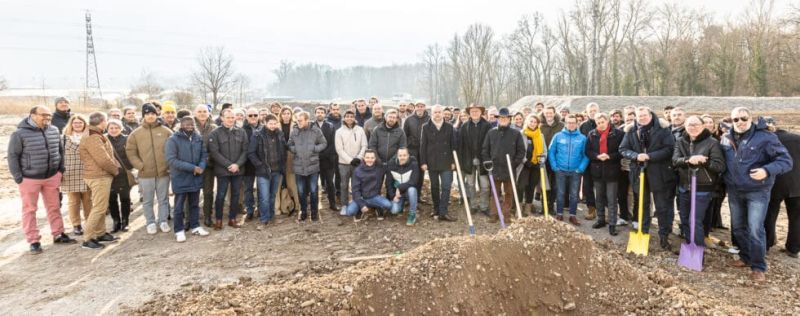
[
  {"xmin": 52, "ymin": 97, "xmax": 72, "ymax": 134},
  {"xmin": 126, "ymin": 103, "xmax": 174, "ymax": 234}
]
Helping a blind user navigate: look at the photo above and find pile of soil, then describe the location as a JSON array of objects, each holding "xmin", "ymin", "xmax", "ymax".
[{"xmin": 132, "ymin": 217, "xmax": 742, "ymax": 315}]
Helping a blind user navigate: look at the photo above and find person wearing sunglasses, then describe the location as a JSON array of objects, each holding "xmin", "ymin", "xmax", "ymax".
[
  {"xmin": 241, "ymin": 108, "xmax": 263, "ymax": 222},
  {"xmin": 721, "ymin": 107, "xmax": 792, "ymax": 282}
]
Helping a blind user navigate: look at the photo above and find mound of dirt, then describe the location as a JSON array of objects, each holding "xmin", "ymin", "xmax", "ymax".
[{"xmin": 132, "ymin": 217, "xmax": 739, "ymax": 315}]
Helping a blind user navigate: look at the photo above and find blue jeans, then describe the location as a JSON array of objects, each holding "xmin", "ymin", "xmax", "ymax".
[
  {"xmin": 429, "ymin": 170, "xmax": 453, "ymax": 216},
  {"xmin": 391, "ymin": 187, "xmax": 418, "ymax": 215},
  {"xmin": 728, "ymin": 188, "xmax": 770, "ymax": 272},
  {"xmin": 215, "ymin": 175, "xmax": 241, "ymax": 220},
  {"xmin": 296, "ymin": 173, "xmax": 319, "ymax": 217},
  {"xmin": 256, "ymin": 173, "xmax": 282, "ymax": 223},
  {"xmin": 346, "ymin": 195, "xmax": 393, "ymax": 216},
  {"xmin": 173, "ymin": 191, "xmax": 200, "ymax": 232},
  {"xmin": 242, "ymin": 175, "xmax": 256, "ymax": 216},
  {"xmin": 678, "ymin": 188, "xmax": 710, "ymax": 247},
  {"xmin": 556, "ymin": 171, "xmax": 581, "ymax": 216}
]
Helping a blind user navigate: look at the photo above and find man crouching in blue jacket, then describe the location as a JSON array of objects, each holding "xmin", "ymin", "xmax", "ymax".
[
  {"xmin": 548, "ymin": 114, "xmax": 589, "ymax": 226},
  {"xmin": 721, "ymin": 107, "xmax": 792, "ymax": 282}
]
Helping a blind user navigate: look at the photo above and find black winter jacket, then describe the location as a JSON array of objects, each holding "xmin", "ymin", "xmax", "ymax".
[
  {"xmin": 420, "ymin": 121, "xmax": 456, "ymax": 172},
  {"xmin": 585, "ymin": 127, "xmax": 624, "ymax": 182},
  {"xmin": 619, "ymin": 113, "xmax": 676, "ymax": 192},
  {"xmin": 458, "ymin": 118, "xmax": 491, "ymax": 175},
  {"xmin": 208, "ymin": 125, "xmax": 249, "ymax": 176},
  {"xmin": 403, "ymin": 111, "xmax": 430, "ymax": 150},
  {"xmin": 481, "ymin": 125, "xmax": 525, "ymax": 181},
  {"xmin": 672, "ymin": 129, "xmax": 726, "ymax": 192},
  {"xmin": 771, "ymin": 129, "xmax": 800, "ymax": 198},
  {"xmin": 248, "ymin": 128, "xmax": 286, "ymax": 177},
  {"xmin": 388, "ymin": 156, "xmax": 419, "ymax": 193}
]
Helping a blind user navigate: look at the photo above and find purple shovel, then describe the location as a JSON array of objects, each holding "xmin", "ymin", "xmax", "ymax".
[
  {"xmin": 678, "ymin": 168, "xmax": 704, "ymax": 272},
  {"xmin": 483, "ymin": 161, "xmax": 506, "ymax": 229}
]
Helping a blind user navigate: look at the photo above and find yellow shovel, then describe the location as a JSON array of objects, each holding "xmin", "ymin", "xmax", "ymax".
[
  {"xmin": 537, "ymin": 155, "xmax": 550, "ymax": 218},
  {"xmin": 626, "ymin": 166, "xmax": 650, "ymax": 256}
]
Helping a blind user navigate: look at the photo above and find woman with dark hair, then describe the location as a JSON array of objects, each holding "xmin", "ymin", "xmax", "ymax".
[{"xmin": 278, "ymin": 106, "xmax": 300, "ymax": 215}]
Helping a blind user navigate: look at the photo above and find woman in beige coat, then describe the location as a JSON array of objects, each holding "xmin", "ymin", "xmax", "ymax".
[{"xmin": 61, "ymin": 115, "xmax": 92, "ymax": 235}]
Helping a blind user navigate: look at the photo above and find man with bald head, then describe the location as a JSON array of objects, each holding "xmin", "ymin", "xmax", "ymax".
[
  {"xmin": 194, "ymin": 104, "xmax": 218, "ymax": 227},
  {"xmin": 720, "ymin": 107, "xmax": 792, "ymax": 281}
]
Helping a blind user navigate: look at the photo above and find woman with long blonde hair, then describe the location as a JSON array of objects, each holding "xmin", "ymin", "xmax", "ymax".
[
  {"xmin": 518, "ymin": 114, "xmax": 546, "ymax": 215},
  {"xmin": 277, "ymin": 106, "xmax": 301, "ymax": 215},
  {"xmin": 61, "ymin": 114, "xmax": 92, "ymax": 235}
]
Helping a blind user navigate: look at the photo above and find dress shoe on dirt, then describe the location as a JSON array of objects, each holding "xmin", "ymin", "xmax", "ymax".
[
  {"xmin": 568, "ymin": 216, "xmax": 581, "ymax": 226},
  {"xmin": 439, "ymin": 214, "xmax": 457, "ymax": 222},
  {"xmin": 228, "ymin": 219, "xmax": 241, "ymax": 228},
  {"xmin": 556, "ymin": 215, "xmax": 564, "ymax": 221},
  {"xmin": 750, "ymin": 271, "xmax": 766, "ymax": 282},
  {"xmin": 54, "ymin": 233, "xmax": 77, "ymax": 244},
  {"xmin": 659, "ymin": 237, "xmax": 672, "ymax": 251},
  {"xmin": 592, "ymin": 220, "xmax": 607, "ymax": 229},
  {"xmin": 214, "ymin": 220, "xmax": 223, "ymax": 230}
]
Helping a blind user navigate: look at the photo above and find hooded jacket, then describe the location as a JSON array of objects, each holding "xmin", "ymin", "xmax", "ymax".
[
  {"xmin": 248, "ymin": 127, "xmax": 287, "ymax": 177},
  {"xmin": 126, "ymin": 121, "xmax": 173, "ymax": 178},
  {"xmin": 368, "ymin": 122, "xmax": 407, "ymax": 163},
  {"xmin": 335, "ymin": 122, "xmax": 368, "ymax": 165},
  {"xmin": 166, "ymin": 129, "xmax": 208, "ymax": 194},
  {"xmin": 458, "ymin": 117, "xmax": 491, "ymax": 175},
  {"xmin": 351, "ymin": 160, "xmax": 386, "ymax": 208},
  {"xmin": 403, "ymin": 111, "xmax": 430, "ymax": 150},
  {"xmin": 388, "ymin": 155, "xmax": 419, "ymax": 193},
  {"xmin": 548, "ymin": 128, "xmax": 589, "ymax": 173},
  {"xmin": 619, "ymin": 112, "xmax": 676, "ymax": 192},
  {"xmin": 720, "ymin": 117, "xmax": 793, "ymax": 192},
  {"xmin": 419, "ymin": 120, "xmax": 456, "ymax": 172},
  {"xmin": 585, "ymin": 126, "xmax": 624, "ymax": 181},
  {"xmin": 8, "ymin": 117, "xmax": 64, "ymax": 183},
  {"xmin": 80, "ymin": 125, "xmax": 119, "ymax": 179},
  {"xmin": 672, "ymin": 128, "xmax": 726, "ymax": 192},
  {"xmin": 288, "ymin": 124, "xmax": 327, "ymax": 176},
  {"xmin": 481, "ymin": 124, "xmax": 526, "ymax": 181},
  {"xmin": 208, "ymin": 124, "xmax": 249, "ymax": 176}
]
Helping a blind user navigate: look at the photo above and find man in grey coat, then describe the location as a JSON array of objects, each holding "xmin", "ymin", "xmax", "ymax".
[{"xmin": 289, "ymin": 111, "xmax": 327, "ymax": 222}]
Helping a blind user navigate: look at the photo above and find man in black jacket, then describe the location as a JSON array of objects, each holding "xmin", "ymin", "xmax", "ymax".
[
  {"xmin": 241, "ymin": 108, "xmax": 262, "ymax": 221},
  {"xmin": 481, "ymin": 108, "xmax": 526, "ymax": 223},
  {"xmin": 420, "ymin": 105, "xmax": 457, "ymax": 222},
  {"xmin": 248, "ymin": 114, "xmax": 286, "ymax": 228},
  {"xmin": 208, "ymin": 108, "xmax": 249, "ymax": 229},
  {"xmin": 314, "ymin": 106, "xmax": 338, "ymax": 211},
  {"xmin": 459, "ymin": 104, "xmax": 492, "ymax": 215},
  {"xmin": 403, "ymin": 102, "xmax": 430, "ymax": 198},
  {"xmin": 579, "ymin": 102, "xmax": 599, "ymax": 220},
  {"xmin": 620, "ymin": 106, "xmax": 677, "ymax": 251},
  {"xmin": 388, "ymin": 148, "xmax": 420, "ymax": 226},
  {"xmin": 51, "ymin": 96, "xmax": 72, "ymax": 133},
  {"xmin": 764, "ymin": 118, "xmax": 800, "ymax": 258}
]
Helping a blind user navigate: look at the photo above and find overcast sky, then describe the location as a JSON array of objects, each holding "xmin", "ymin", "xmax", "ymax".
[{"xmin": 0, "ymin": 0, "xmax": 792, "ymax": 90}]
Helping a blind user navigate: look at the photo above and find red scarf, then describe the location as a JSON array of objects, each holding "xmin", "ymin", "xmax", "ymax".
[{"xmin": 598, "ymin": 127, "xmax": 610, "ymax": 154}]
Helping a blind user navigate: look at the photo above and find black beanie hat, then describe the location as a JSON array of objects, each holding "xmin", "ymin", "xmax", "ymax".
[{"xmin": 142, "ymin": 103, "xmax": 158, "ymax": 116}]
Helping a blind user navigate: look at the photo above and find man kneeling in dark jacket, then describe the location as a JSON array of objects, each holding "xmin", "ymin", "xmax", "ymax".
[
  {"xmin": 388, "ymin": 148, "xmax": 420, "ymax": 226},
  {"xmin": 345, "ymin": 150, "xmax": 393, "ymax": 220}
]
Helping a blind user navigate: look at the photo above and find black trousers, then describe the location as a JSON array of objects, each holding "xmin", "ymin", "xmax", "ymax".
[
  {"xmin": 408, "ymin": 147, "xmax": 425, "ymax": 190},
  {"xmin": 617, "ymin": 170, "xmax": 631, "ymax": 221},
  {"xmin": 109, "ymin": 187, "xmax": 132, "ymax": 226},
  {"xmin": 765, "ymin": 195, "xmax": 800, "ymax": 254},
  {"xmin": 319, "ymin": 158, "xmax": 337, "ymax": 209}
]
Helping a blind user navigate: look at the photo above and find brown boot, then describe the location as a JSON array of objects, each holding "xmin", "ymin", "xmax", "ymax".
[
  {"xmin": 729, "ymin": 259, "xmax": 749, "ymax": 268},
  {"xmin": 568, "ymin": 216, "xmax": 581, "ymax": 226},
  {"xmin": 214, "ymin": 220, "xmax": 223, "ymax": 231},
  {"xmin": 584, "ymin": 206, "xmax": 597, "ymax": 220},
  {"xmin": 228, "ymin": 219, "xmax": 241, "ymax": 228},
  {"xmin": 556, "ymin": 215, "xmax": 564, "ymax": 221},
  {"xmin": 750, "ymin": 271, "xmax": 766, "ymax": 282}
]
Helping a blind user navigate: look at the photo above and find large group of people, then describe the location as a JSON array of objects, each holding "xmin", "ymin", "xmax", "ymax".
[{"xmin": 8, "ymin": 96, "xmax": 800, "ymax": 282}]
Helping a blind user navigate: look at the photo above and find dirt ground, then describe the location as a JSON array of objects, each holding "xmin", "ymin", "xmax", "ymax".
[{"xmin": 0, "ymin": 113, "xmax": 798, "ymax": 315}]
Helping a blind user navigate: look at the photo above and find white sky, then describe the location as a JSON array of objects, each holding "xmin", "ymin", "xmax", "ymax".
[{"xmin": 0, "ymin": 0, "xmax": 793, "ymax": 89}]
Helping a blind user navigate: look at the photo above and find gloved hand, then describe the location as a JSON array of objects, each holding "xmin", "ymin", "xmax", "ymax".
[
  {"xmin": 350, "ymin": 158, "xmax": 362, "ymax": 167},
  {"xmin": 482, "ymin": 161, "xmax": 494, "ymax": 171},
  {"xmin": 472, "ymin": 158, "xmax": 480, "ymax": 167},
  {"xmin": 524, "ymin": 161, "xmax": 535, "ymax": 169}
]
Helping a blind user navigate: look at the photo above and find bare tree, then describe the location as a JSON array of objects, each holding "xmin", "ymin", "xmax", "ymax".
[
  {"xmin": 130, "ymin": 70, "xmax": 163, "ymax": 100},
  {"xmin": 170, "ymin": 89, "xmax": 195, "ymax": 106},
  {"xmin": 192, "ymin": 47, "xmax": 235, "ymax": 110},
  {"xmin": 0, "ymin": 76, "xmax": 7, "ymax": 91}
]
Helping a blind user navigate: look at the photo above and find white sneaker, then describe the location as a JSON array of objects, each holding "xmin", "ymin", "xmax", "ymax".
[
  {"xmin": 631, "ymin": 221, "xmax": 639, "ymax": 230},
  {"xmin": 160, "ymin": 222, "xmax": 171, "ymax": 233},
  {"xmin": 340, "ymin": 207, "xmax": 347, "ymax": 216},
  {"xmin": 616, "ymin": 219, "xmax": 628, "ymax": 226},
  {"xmin": 176, "ymin": 231, "xmax": 186, "ymax": 243},
  {"xmin": 727, "ymin": 247, "xmax": 740, "ymax": 254},
  {"xmin": 146, "ymin": 223, "xmax": 157, "ymax": 235},
  {"xmin": 191, "ymin": 227, "xmax": 209, "ymax": 236}
]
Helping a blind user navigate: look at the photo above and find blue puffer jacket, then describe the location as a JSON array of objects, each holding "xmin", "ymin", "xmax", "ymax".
[
  {"xmin": 548, "ymin": 128, "xmax": 589, "ymax": 173},
  {"xmin": 166, "ymin": 130, "xmax": 208, "ymax": 194},
  {"xmin": 720, "ymin": 117, "xmax": 793, "ymax": 192}
]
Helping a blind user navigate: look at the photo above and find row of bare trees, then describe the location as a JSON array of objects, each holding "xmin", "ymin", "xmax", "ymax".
[{"xmin": 421, "ymin": 0, "xmax": 800, "ymax": 107}]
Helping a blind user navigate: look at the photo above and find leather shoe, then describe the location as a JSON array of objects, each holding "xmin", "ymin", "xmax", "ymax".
[
  {"xmin": 568, "ymin": 216, "xmax": 581, "ymax": 226},
  {"xmin": 214, "ymin": 220, "xmax": 223, "ymax": 230},
  {"xmin": 228, "ymin": 219, "xmax": 241, "ymax": 228}
]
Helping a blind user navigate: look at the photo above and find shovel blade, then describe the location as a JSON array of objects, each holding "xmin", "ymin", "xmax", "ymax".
[
  {"xmin": 626, "ymin": 231, "xmax": 650, "ymax": 256},
  {"xmin": 678, "ymin": 243, "xmax": 705, "ymax": 272}
]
